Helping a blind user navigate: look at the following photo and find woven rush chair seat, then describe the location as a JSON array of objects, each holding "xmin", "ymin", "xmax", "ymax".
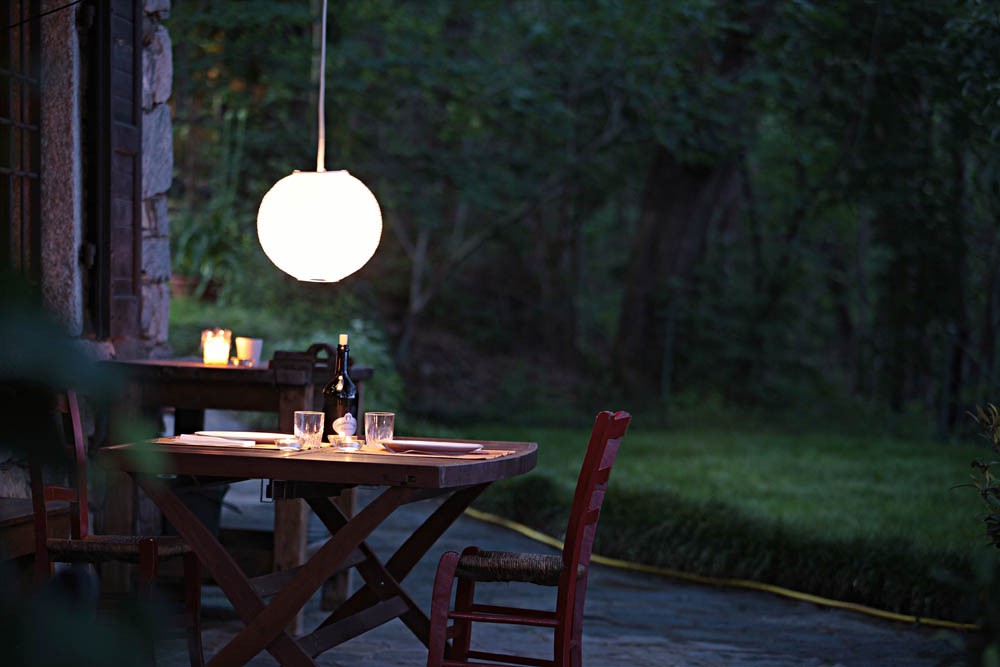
[
  {"xmin": 46, "ymin": 535, "xmax": 193, "ymax": 564},
  {"xmin": 456, "ymin": 550, "xmax": 586, "ymax": 586}
]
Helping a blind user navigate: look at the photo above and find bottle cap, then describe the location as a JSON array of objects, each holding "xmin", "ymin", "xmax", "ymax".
[{"xmin": 339, "ymin": 333, "xmax": 348, "ymax": 346}]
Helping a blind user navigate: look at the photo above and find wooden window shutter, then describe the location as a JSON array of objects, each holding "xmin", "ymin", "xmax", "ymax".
[
  {"xmin": 1, "ymin": 0, "xmax": 43, "ymax": 281},
  {"xmin": 87, "ymin": 0, "xmax": 142, "ymax": 339}
]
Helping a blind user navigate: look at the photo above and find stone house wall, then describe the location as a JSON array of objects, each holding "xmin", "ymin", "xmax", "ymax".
[
  {"xmin": 0, "ymin": 0, "xmax": 175, "ymax": 499},
  {"xmin": 140, "ymin": 0, "xmax": 174, "ymax": 358}
]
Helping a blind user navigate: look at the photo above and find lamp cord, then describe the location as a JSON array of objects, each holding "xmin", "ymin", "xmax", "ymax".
[
  {"xmin": 316, "ymin": 0, "xmax": 328, "ymax": 173},
  {"xmin": 4, "ymin": 0, "xmax": 84, "ymax": 30}
]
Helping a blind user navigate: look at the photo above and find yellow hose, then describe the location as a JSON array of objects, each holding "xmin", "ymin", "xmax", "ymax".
[{"xmin": 463, "ymin": 507, "xmax": 977, "ymax": 632}]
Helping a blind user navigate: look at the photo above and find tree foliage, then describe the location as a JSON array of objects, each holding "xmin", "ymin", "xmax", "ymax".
[{"xmin": 168, "ymin": 0, "xmax": 1000, "ymax": 431}]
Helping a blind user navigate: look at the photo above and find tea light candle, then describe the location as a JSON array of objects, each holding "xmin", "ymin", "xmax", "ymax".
[{"xmin": 201, "ymin": 328, "xmax": 232, "ymax": 365}]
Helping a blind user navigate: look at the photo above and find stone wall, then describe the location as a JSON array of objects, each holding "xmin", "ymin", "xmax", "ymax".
[
  {"xmin": 140, "ymin": 0, "xmax": 174, "ymax": 358},
  {"xmin": 1, "ymin": 0, "xmax": 89, "ymax": 500},
  {"xmin": 1, "ymin": 1, "xmax": 176, "ymax": 502},
  {"xmin": 39, "ymin": 0, "xmax": 84, "ymax": 338}
]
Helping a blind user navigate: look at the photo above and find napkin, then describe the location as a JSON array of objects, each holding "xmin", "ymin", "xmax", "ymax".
[{"xmin": 174, "ymin": 434, "xmax": 256, "ymax": 447}]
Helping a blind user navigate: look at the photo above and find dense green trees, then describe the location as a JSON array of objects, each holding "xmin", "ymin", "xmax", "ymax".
[{"xmin": 168, "ymin": 0, "xmax": 1000, "ymax": 432}]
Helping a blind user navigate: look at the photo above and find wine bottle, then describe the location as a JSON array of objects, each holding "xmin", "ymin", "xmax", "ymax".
[{"xmin": 322, "ymin": 333, "xmax": 358, "ymax": 441}]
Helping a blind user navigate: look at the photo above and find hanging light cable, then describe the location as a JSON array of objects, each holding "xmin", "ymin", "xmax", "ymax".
[{"xmin": 256, "ymin": 0, "xmax": 382, "ymax": 282}]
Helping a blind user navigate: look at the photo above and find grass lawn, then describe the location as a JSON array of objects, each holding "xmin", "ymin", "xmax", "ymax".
[{"xmin": 444, "ymin": 418, "xmax": 986, "ymax": 623}]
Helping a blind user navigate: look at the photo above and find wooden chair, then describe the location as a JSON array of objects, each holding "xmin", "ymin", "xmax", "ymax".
[
  {"xmin": 426, "ymin": 410, "xmax": 631, "ymax": 667},
  {"xmin": 29, "ymin": 389, "xmax": 204, "ymax": 667}
]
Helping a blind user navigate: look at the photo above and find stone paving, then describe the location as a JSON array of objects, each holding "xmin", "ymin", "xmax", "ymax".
[{"xmin": 157, "ymin": 480, "xmax": 965, "ymax": 667}]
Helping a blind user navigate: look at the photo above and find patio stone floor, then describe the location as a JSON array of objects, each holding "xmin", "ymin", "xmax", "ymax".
[{"xmin": 156, "ymin": 413, "xmax": 964, "ymax": 666}]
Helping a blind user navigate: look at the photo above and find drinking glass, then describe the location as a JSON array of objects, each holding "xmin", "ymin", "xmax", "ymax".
[
  {"xmin": 235, "ymin": 337, "xmax": 263, "ymax": 367},
  {"xmin": 364, "ymin": 412, "xmax": 395, "ymax": 448},
  {"xmin": 294, "ymin": 410, "xmax": 324, "ymax": 449}
]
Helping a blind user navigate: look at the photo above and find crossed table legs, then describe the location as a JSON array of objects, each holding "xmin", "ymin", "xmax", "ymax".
[{"xmin": 136, "ymin": 476, "xmax": 488, "ymax": 666}]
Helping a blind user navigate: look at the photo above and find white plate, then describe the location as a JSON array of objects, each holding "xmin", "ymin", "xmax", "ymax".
[
  {"xmin": 196, "ymin": 431, "xmax": 293, "ymax": 444},
  {"xmin": 382, "ymin": 439, "xmax": 483, "ymax": 454}
]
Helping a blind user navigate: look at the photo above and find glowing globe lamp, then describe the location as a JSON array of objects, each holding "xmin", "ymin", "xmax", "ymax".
[{"xmin": 256, "ymin": 170, "xmax": 382, "ymax": 282}]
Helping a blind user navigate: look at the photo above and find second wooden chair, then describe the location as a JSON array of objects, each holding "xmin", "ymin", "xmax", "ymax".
[
  {"xmin": 29, "ymin": 390, "xmax": 204, "ymax": 666},
  {"xmin": 426, "ymin": 410, "xmax": 631, "ymax": 667}
]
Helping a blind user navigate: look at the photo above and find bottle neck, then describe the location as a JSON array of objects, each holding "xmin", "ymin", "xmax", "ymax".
[{"xmin": 335, "ymin": 344, "xmax": 350, "ymax": 375}]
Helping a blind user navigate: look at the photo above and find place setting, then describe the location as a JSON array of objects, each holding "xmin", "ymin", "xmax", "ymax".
[
  {"xmin": 154, "ymin": 430, "xmax": 302, "ymax": 455},
  {"xmin": 160, "ymin": 409, "xmax": 512, "ymax": 459},
  {"xmin": 313, "ymin": 409, "xmax": 515, "ymax": 459}
]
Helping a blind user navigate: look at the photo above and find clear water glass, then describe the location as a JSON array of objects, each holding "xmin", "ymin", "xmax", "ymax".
[
  {"xmin": 294, "ymin": 410, "xmax": 324, "ymax": 449},
  {"xmin": 364, "ymin": 412, "xmax": 395, "ymax": 449}
]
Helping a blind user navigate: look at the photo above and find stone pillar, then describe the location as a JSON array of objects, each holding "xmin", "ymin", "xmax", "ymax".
[
  {"xmin": 39, "ymin": 0, "xmax": 84, "ymax": 337},
  {"xmin": 140, "ymin": 0, "xmax": 174, "ymax": 358}
]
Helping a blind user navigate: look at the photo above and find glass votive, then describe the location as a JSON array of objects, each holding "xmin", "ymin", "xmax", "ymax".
[
  {"xmin": 276, "ymin": 437, "xmax": 301, "ymax": 452},
  {"xmin": 235, "ymin": 337, "xmax": 263, "ymax": 367},
  {"xmin": 328, "ymin": 434, "xmax": 362, "ymax": 452},
  {"xmin": 201, "ymin": 328, "xmax": 232, "ymax": 365},
  {"xmin": 294, "ymin": 410, "xmax": 324, "ymax": 449}
]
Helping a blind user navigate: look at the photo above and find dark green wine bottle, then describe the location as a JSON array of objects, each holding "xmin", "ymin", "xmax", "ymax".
[{"xmin": 322, "ymin": 333, "xmax": 358, "ymax": 439}]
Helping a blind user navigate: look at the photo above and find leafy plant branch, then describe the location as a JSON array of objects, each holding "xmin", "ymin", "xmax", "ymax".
[{"xmin": 970, "ymin": 403, "xmax": 1000, "ymax": 548}]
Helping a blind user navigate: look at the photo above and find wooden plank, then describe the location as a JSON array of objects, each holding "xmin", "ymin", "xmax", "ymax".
[
  {"xmin": 322, "ymin": 483, "xmax": 489, "ymax": 642},
  {"xmin": 298, "ymin": 597, "xmax": 409, "ymax": 657},
  {"xmin": 88, "ymin": 0, "xmax": 142, "ymax": 341},
  {"xmin": 208, "ymin": 486, "xmax": 415, "ymax": 667},
  {"xmin": 0, "ymin": 499, "xmax": 70, "ymax": 560},
  {"xmin": 100, "ymin": 441, "xmax": 538, "ymax": 489},
  {"xmin": 275, "ymin": 382, "xmax": 312, "ymax": 634},
  {"xmin": 308, "ymin": 495, "xmax": 429, "ymax": 644},
  {"xmin": 273, "ymin": 497, "xmax": 308, "ymax": 636},
  {"xmin": 320, "ymin": 489, "xmax": 356, "ymax": 610},
  {"xmin": 249, "ymin": 549, "xmax": 366, "ymax": 599},
  {"xmin": 136, "ymin": 476, "xmax": 314, "ymax": 666}
]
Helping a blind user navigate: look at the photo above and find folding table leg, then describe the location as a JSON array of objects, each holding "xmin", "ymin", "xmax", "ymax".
[
  {"xmin": 135, "ymin": 477, "xmax": 314, "ymax": 667},
  {"xmin": 319, "ymin": 483, "xmax": 489, "ymax": 643},
  {"xmin": 207, "ymin": 485, "xmax": 416, "ymax": 666}
]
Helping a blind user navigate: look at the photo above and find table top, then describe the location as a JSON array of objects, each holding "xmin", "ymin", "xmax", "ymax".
[
  {"xmin": 101, "ymin": 357, "xmax": 374, "ymax": 383},
  {"xmin": 100, "ymin": 438, "xmax": 538, "ymax": 490}
]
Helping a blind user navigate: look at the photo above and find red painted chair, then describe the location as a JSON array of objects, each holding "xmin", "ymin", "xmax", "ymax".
[
  {"xmin": 426, "ymin": 410, "xmax": 631, "ymax": 667},
  {"xmin": 29, "ymin": 390, "xmax": 204, "ymax": 667}
]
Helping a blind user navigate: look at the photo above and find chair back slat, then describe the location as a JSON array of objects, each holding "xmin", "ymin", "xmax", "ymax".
[
  {"xmin": 556, "ymin": 410, "xmax": 630, "ymax": 643},
  {"xmin": 62, "ymin": 390, "xmax": 90, "ymax": 539},
  {"xmin": 44, "ymin": 487, "xmax": 78, "ymax": 503}
]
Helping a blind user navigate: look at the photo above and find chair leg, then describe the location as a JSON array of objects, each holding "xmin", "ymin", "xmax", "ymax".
[
  {"xmin": 450, "ymin": 546, "xmax": 483, "ymax": 661},
  {"xmin": 427, "ymin": 551, "xmax": 460, "ymax": 667},
  {"xmin": 183, "ymin": 552, "xmax": 205, "ymax": 667},
  {"xmin": 137, "ymin": 537, "xmax": 159, "ymax": 596},
  {"xmin": 136, "ymin": 538, "xmax": 159, "ymax": 667},
  {"xmin": 452, "ymin": 575, "xmax": 476, "ymax": 660}
]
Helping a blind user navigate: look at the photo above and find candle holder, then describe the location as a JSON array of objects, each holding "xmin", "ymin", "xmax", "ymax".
[
  {"xmin": 201, "ymin": 328, "xmax": 232, "ymax": 365},
  {"xmin": 235, "ymin": 337, "xmax": 263, "ymax": 367}
]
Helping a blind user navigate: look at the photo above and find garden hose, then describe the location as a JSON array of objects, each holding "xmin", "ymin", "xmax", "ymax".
[{"xmin": 463, "ymin": 507, "xmax": 977, "ymax": 632}]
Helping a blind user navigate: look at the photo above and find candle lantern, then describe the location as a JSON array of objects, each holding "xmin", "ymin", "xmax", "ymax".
[{"xmin": 201, "ymin": 328, "xmax": 232, "ymax": 365}]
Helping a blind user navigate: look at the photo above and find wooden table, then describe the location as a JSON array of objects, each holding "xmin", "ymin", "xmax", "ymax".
[
  {"xmin": 99, "ymin": 354, "xmax": 373, "ymax": 604},
  {"xmin": 100, "ymin": 439, "xmax": 537, "ymax": 666}
]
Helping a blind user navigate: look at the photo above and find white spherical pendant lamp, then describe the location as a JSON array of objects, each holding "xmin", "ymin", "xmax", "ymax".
[
  {"xmin": 257, "ymin": 171, "xmax": 382, "ymax": 282},
  {"xmin": 256, "ymin": 0, "xmax": 381, "ymax": 283}
]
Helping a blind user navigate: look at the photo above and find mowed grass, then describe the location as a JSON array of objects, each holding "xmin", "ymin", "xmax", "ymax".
[{"xmin": 448, "ymin": 419, "xmax": 986, "ymax": 622}]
